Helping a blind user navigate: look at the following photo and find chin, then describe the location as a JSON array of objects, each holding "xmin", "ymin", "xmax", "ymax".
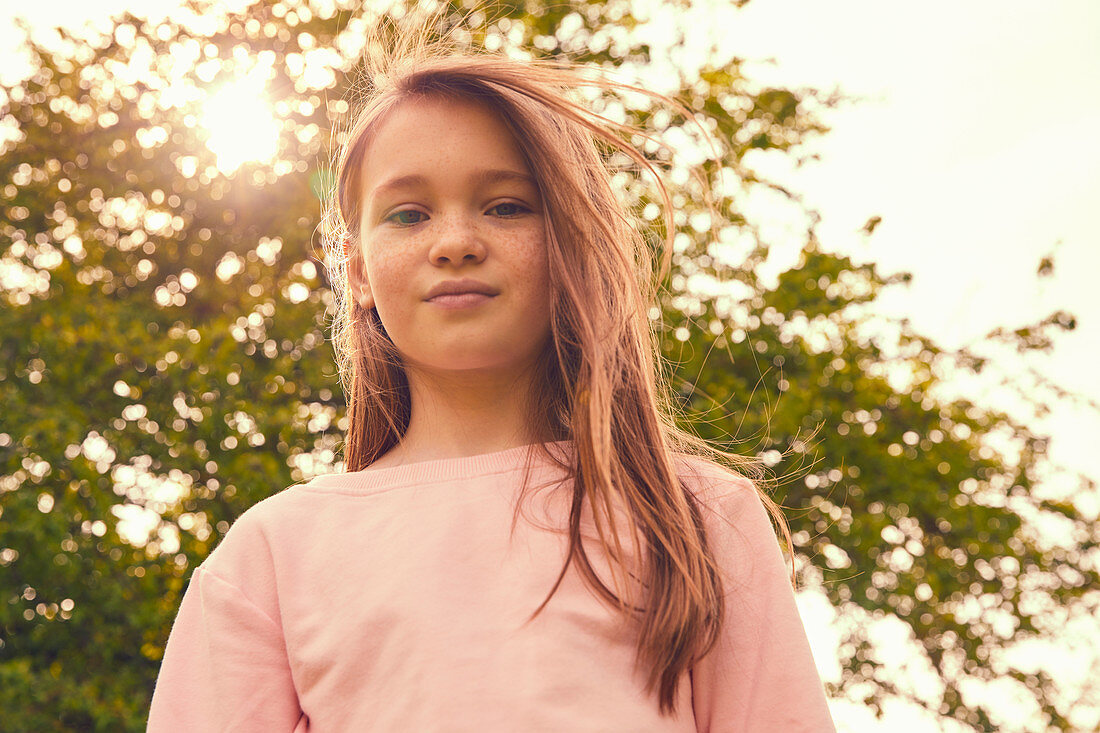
[{"xmin": 409, "ymin": 346, "xmax": 536, "ymax": 375}]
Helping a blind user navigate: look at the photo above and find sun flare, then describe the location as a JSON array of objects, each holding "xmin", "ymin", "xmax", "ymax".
[{"xmin": 200, "ymin": 71, "xmax": 280, "ymax": 173}]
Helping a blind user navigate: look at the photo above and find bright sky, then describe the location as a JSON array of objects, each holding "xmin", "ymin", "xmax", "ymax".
[
  {"xmin": 710, "ymin": 0, "xmax": 1100, "ymax": 499},
  {"xmin": 4, "ymin": 1, "xmax": 1098, "ymax": 730}
]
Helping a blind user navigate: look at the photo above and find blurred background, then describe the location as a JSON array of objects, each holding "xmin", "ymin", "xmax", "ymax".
[{"xmin": 1, "ymin": 0, "xmax": 1096, "ymax": 730}]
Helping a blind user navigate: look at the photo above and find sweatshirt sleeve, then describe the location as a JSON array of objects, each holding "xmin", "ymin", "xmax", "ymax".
[
  {"xmin": 147, "ymin": 565, "xmax": 306, "ymax": 732},
  {"xmin": 689, "ymin": 474, "xmax": 836, "ymax": 733}
]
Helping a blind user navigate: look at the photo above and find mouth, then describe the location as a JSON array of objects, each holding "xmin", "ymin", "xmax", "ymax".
[
  {"xmin": 424, "ymin": 278, "xmax": 499, "ymax": 301},
  {"xmin": 427, "ymin": 292, "xmax": 496, "ymax": 309}
]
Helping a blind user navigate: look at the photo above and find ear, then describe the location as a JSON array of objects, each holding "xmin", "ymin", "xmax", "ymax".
[{"xmin": 345, "ymin": 240, "xmax": 375, "ymax": 311}]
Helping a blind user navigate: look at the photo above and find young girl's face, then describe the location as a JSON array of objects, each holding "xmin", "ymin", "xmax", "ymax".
[{"xmin": 349, "ymin": 95, "xmax": 552, "ymax": 379}]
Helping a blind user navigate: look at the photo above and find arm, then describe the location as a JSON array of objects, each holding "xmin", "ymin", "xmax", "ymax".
[
  {"xmin": 147, "ymin": 566, "xmax": 305, "ymax": 732},
  {"xmin": 689, "ymin": 477, "xmax": 836, "ymax": 733}
]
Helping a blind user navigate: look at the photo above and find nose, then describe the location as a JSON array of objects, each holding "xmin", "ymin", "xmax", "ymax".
[{"xmin": 428, "ymin": 212, "xmax": 487, "ymax": 266}]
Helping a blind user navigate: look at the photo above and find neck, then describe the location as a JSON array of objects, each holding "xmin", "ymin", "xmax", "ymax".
[{"xmin": 383, "ymin": 359, "xmax": 551, "ymax": 466}]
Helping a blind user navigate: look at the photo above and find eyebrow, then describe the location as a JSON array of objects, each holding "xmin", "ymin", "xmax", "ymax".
[{"xmin": 369, "ymin": 168, "xmax": 537, "ymax": 201}]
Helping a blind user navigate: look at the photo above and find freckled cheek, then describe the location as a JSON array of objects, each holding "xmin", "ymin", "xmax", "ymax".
[
  {"xmin": 504, "ymin": 232, "xmax": 551, "ymax": 304},
  {"xmin": 364, "ymin": 245, "xmax": 419, "ymax": 310}
]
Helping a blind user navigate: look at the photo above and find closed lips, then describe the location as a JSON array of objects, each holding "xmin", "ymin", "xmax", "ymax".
[{"xmin": 425, "ymin": 279, "xmax": 499, "ymax": 300}]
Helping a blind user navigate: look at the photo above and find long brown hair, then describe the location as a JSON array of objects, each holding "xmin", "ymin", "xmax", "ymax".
[{"xmin": 319, "ymin": 10, "xmax": 793, "ymax": 718}]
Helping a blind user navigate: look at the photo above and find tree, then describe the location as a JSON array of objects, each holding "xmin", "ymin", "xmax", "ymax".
[{"xmin": 0, "ymin": 1, "xmax": 1095, "ymax": 730}]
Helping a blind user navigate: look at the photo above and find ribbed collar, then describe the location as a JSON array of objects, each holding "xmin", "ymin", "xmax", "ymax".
[{"xmin": 306, "ymin": 439, "xmax": 575, "ymax": 493}]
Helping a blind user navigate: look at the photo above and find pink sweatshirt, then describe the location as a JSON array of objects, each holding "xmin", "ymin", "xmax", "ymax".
[{"xmin": 148, "ymin": 440, "xmax": 835, "ymax": 732}]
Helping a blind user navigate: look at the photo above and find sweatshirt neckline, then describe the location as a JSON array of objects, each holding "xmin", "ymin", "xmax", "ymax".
[{"xmin": 310, "ymin": 439, "xmax": 574, "ymax": 492}]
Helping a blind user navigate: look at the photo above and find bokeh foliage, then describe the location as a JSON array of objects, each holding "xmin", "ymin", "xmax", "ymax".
[{"xmin": 1, "ymin": 1, "xmax": 1097, "ymax": 730}]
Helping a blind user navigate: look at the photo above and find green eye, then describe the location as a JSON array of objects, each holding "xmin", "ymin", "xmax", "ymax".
[
  {"xmin": 490, "ymin": 202, "xmax": 527, "ymax": 217},
  {"xmin": 388, "ymin": 210, "xmax": 426, "ymax": 226}
]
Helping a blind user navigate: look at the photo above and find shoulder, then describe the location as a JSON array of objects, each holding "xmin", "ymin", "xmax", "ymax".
[
  {"xmin": 671, "ymin": 452, "xmax": 779, "ymax": 546},
  {"xmin": 198, "ymin": 478, "xmax": 322, "ymax": 583},
  {"xmin": 672, "ymin": 452, "xmax": 759, "ymax": 506}
]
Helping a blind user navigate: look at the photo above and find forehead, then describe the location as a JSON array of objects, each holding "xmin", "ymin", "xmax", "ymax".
[{"xmin": 360, "ymin": 95, "xmax": 533, "ymax": 191}]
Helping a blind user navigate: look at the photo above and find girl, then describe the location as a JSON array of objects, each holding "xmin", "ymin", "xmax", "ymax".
[{"xmin": 148, "ymin": 14, "xmax": 836, "ymax": 733}]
